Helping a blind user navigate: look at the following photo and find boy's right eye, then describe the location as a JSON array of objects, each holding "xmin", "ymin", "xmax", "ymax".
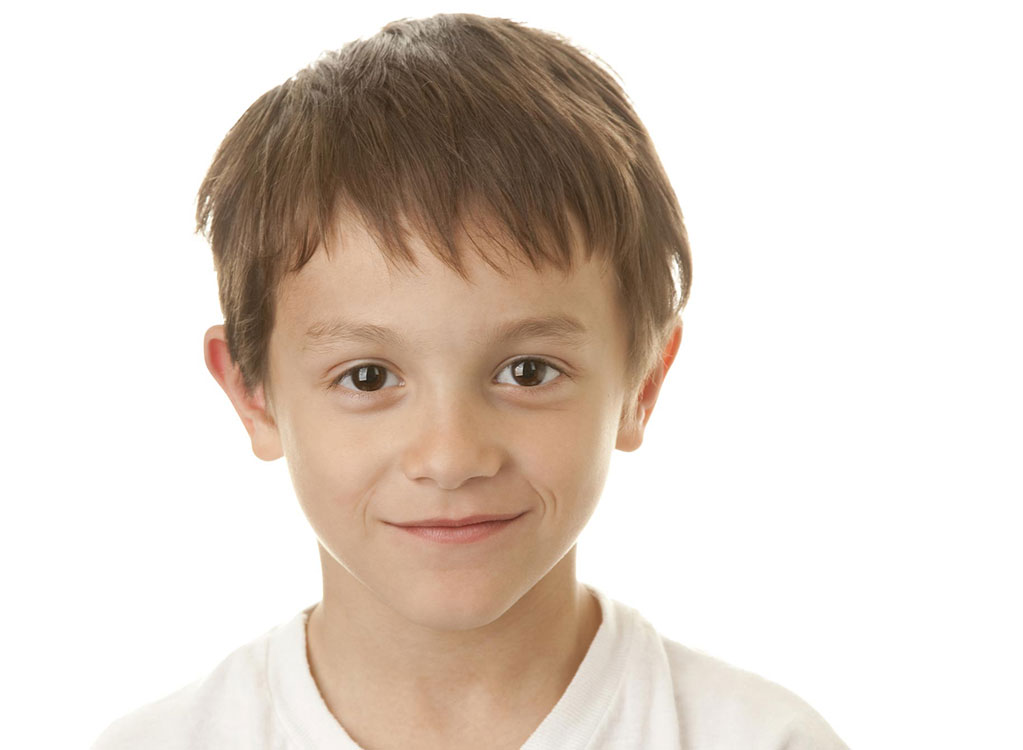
[{"xmin": 332, "ymin": 364, "xmax": 403, "ymax": 393}]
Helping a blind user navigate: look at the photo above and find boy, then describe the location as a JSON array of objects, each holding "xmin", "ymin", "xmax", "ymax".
[{"xmin": 94, "ymin": 13, "xmax": 847, "ymax": 750}]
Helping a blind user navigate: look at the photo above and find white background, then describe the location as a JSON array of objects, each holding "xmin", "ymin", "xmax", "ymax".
[{"xmin": 2, "ymin": 1, "xmax": 1020, "ymax": 748}]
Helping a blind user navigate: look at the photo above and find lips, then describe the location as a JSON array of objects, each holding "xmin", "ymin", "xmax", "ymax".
[
  {"xmin": 387, "ymin": 513, "xmax": 526, "ymax": 544},
  {"xmin": 389, "ymin": 512, "xmax": 524, "ymax": 528}
]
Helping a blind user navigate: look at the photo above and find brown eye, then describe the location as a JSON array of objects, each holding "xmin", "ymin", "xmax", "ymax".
[
  {"xmin": 513, "ymin": 359, "xmax": 544, "ymax": 386},
  {"xmin": 353, "ymin": 365, "xmax": 386, "ymax": 391},
  {"xmin": 335, "ymin": 364, "xmax": 399, "ymax": 393},
  {"xmin": 497, "ymin": 358, "xmax": 563, "ymax": 388}
]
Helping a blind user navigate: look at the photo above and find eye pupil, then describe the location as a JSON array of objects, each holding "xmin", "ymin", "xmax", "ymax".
[
  {"xmin": 513, "ymin": 359, "xmax": 545, "ymax": 387},
  {"xmin": 353, "ymin": 365, "xmax": 386, "ymax": 391}
]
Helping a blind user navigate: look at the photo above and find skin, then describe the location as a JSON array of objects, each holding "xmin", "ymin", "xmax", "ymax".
[{"xmin": 204, "ymin": 216, "xmax": 682, "ymax": 749}]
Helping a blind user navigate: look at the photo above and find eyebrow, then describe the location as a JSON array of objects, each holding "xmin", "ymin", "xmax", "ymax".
[{"xmin": 302, "ymin": 314, "xmax": 590, "ymax": 352}]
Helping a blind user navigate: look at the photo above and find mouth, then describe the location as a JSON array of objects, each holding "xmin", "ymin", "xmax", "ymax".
[
  {"xmin": 390, "ymin": 512, "xmax": 525, "ymax": 528},
  {"xmin": 386, "ymin": 512, "xmax": 526, "ymax": 544}
]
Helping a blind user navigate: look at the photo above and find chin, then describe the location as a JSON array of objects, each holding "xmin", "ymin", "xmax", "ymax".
[{"xmin": 391, "ymin": 571, "xmax": 529, "ymax": 632}]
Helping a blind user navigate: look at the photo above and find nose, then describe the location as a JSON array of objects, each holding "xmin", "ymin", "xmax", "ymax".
[{"xmin": 400, "ymin": 393, "xmax": 505, "ymax": 490}]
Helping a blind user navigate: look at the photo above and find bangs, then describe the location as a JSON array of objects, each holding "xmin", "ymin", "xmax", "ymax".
[{"xmin": 279, "ymin": 17, "xmax": 645, "ymax": 282}]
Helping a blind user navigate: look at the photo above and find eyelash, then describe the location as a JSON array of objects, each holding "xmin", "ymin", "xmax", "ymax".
[{"xmin": 329, "ymin": 357, "xmax": 568, "ymax": 396}]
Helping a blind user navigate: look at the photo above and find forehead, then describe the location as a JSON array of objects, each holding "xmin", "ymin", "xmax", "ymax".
[{"xmin": 273, "ymin": 215, "xmax": 623, "ymax": 352}]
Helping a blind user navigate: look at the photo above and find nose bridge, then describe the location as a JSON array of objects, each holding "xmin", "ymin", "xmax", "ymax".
[{"xmin": 400, "ymin": 384, "xmax": 504, "ymax": 490}]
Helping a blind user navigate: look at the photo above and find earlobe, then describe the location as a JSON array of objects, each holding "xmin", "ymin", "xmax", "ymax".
[
  {"xmin": 203, "ymin": 325, "xmax": 284, "ymax": 461},
  {"xmin": 615, "ymin": 320, "xmax": 683, "ymax": 453}
]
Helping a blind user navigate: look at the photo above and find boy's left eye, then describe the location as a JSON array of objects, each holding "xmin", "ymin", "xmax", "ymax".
[{"xmin": 495, "ymin": 358, "xmax": 564, "ymax": 388}]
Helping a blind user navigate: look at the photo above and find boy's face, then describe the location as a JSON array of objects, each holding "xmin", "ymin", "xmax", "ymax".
[{"xmin": 209, "ymin": 216, "xmax": 675, "ymax": 632}]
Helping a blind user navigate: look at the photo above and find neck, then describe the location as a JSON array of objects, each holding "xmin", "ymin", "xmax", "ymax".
[{"xmin": 305, "ymin": 544, "xmax": 602, "ymax": 745}]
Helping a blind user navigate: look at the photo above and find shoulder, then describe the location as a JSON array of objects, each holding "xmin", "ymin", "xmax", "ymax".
[
  {"xmin": 659, "ymin": 636, "xmax": 849, "ymax": 750},
  {"xmin": 90, "ymin": 620, "xmax": 285, "ymax": 750}
]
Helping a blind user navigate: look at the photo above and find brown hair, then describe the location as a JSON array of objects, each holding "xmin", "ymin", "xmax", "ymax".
[{"xmin": 196, "ymin": 13, "xmax": 691, "ymax": 410}]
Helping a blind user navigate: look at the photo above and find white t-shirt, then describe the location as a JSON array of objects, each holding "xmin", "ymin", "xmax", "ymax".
[{"xmin": 92, "ymin": 585, "xmax": 848, "ymax": 749}]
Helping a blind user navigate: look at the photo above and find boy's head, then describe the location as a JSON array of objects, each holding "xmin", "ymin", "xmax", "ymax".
[
  {"xmin": 197, "ymin": 13, "xmax": 690, "ymax": 418},
  {"xmin": 199, "ymin": 14, "xmax": 690, "ymax": 628}
]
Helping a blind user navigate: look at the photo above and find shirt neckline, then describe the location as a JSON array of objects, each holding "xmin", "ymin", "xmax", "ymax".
[{"xmin": 266, "ymin": 584, "xmax": 636, "ymax": 750}]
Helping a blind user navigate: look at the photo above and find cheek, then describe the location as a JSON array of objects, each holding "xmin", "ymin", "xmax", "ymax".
[
  {"xmin": 513, "ymin": 397, "xmax": 619, "ymax": 526},
  {"xmin": 279, "ymin": 406, "xmax": 392, "ymax": 529}
]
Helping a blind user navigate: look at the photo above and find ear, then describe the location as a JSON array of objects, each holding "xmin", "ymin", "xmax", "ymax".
[
  {"xmin": 203, "ymin": 325, "xmax": 283, "ymax": 461},
  {"xmin": 616, "ymin": 320, "xmax": 683, "ymax": 453}
]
